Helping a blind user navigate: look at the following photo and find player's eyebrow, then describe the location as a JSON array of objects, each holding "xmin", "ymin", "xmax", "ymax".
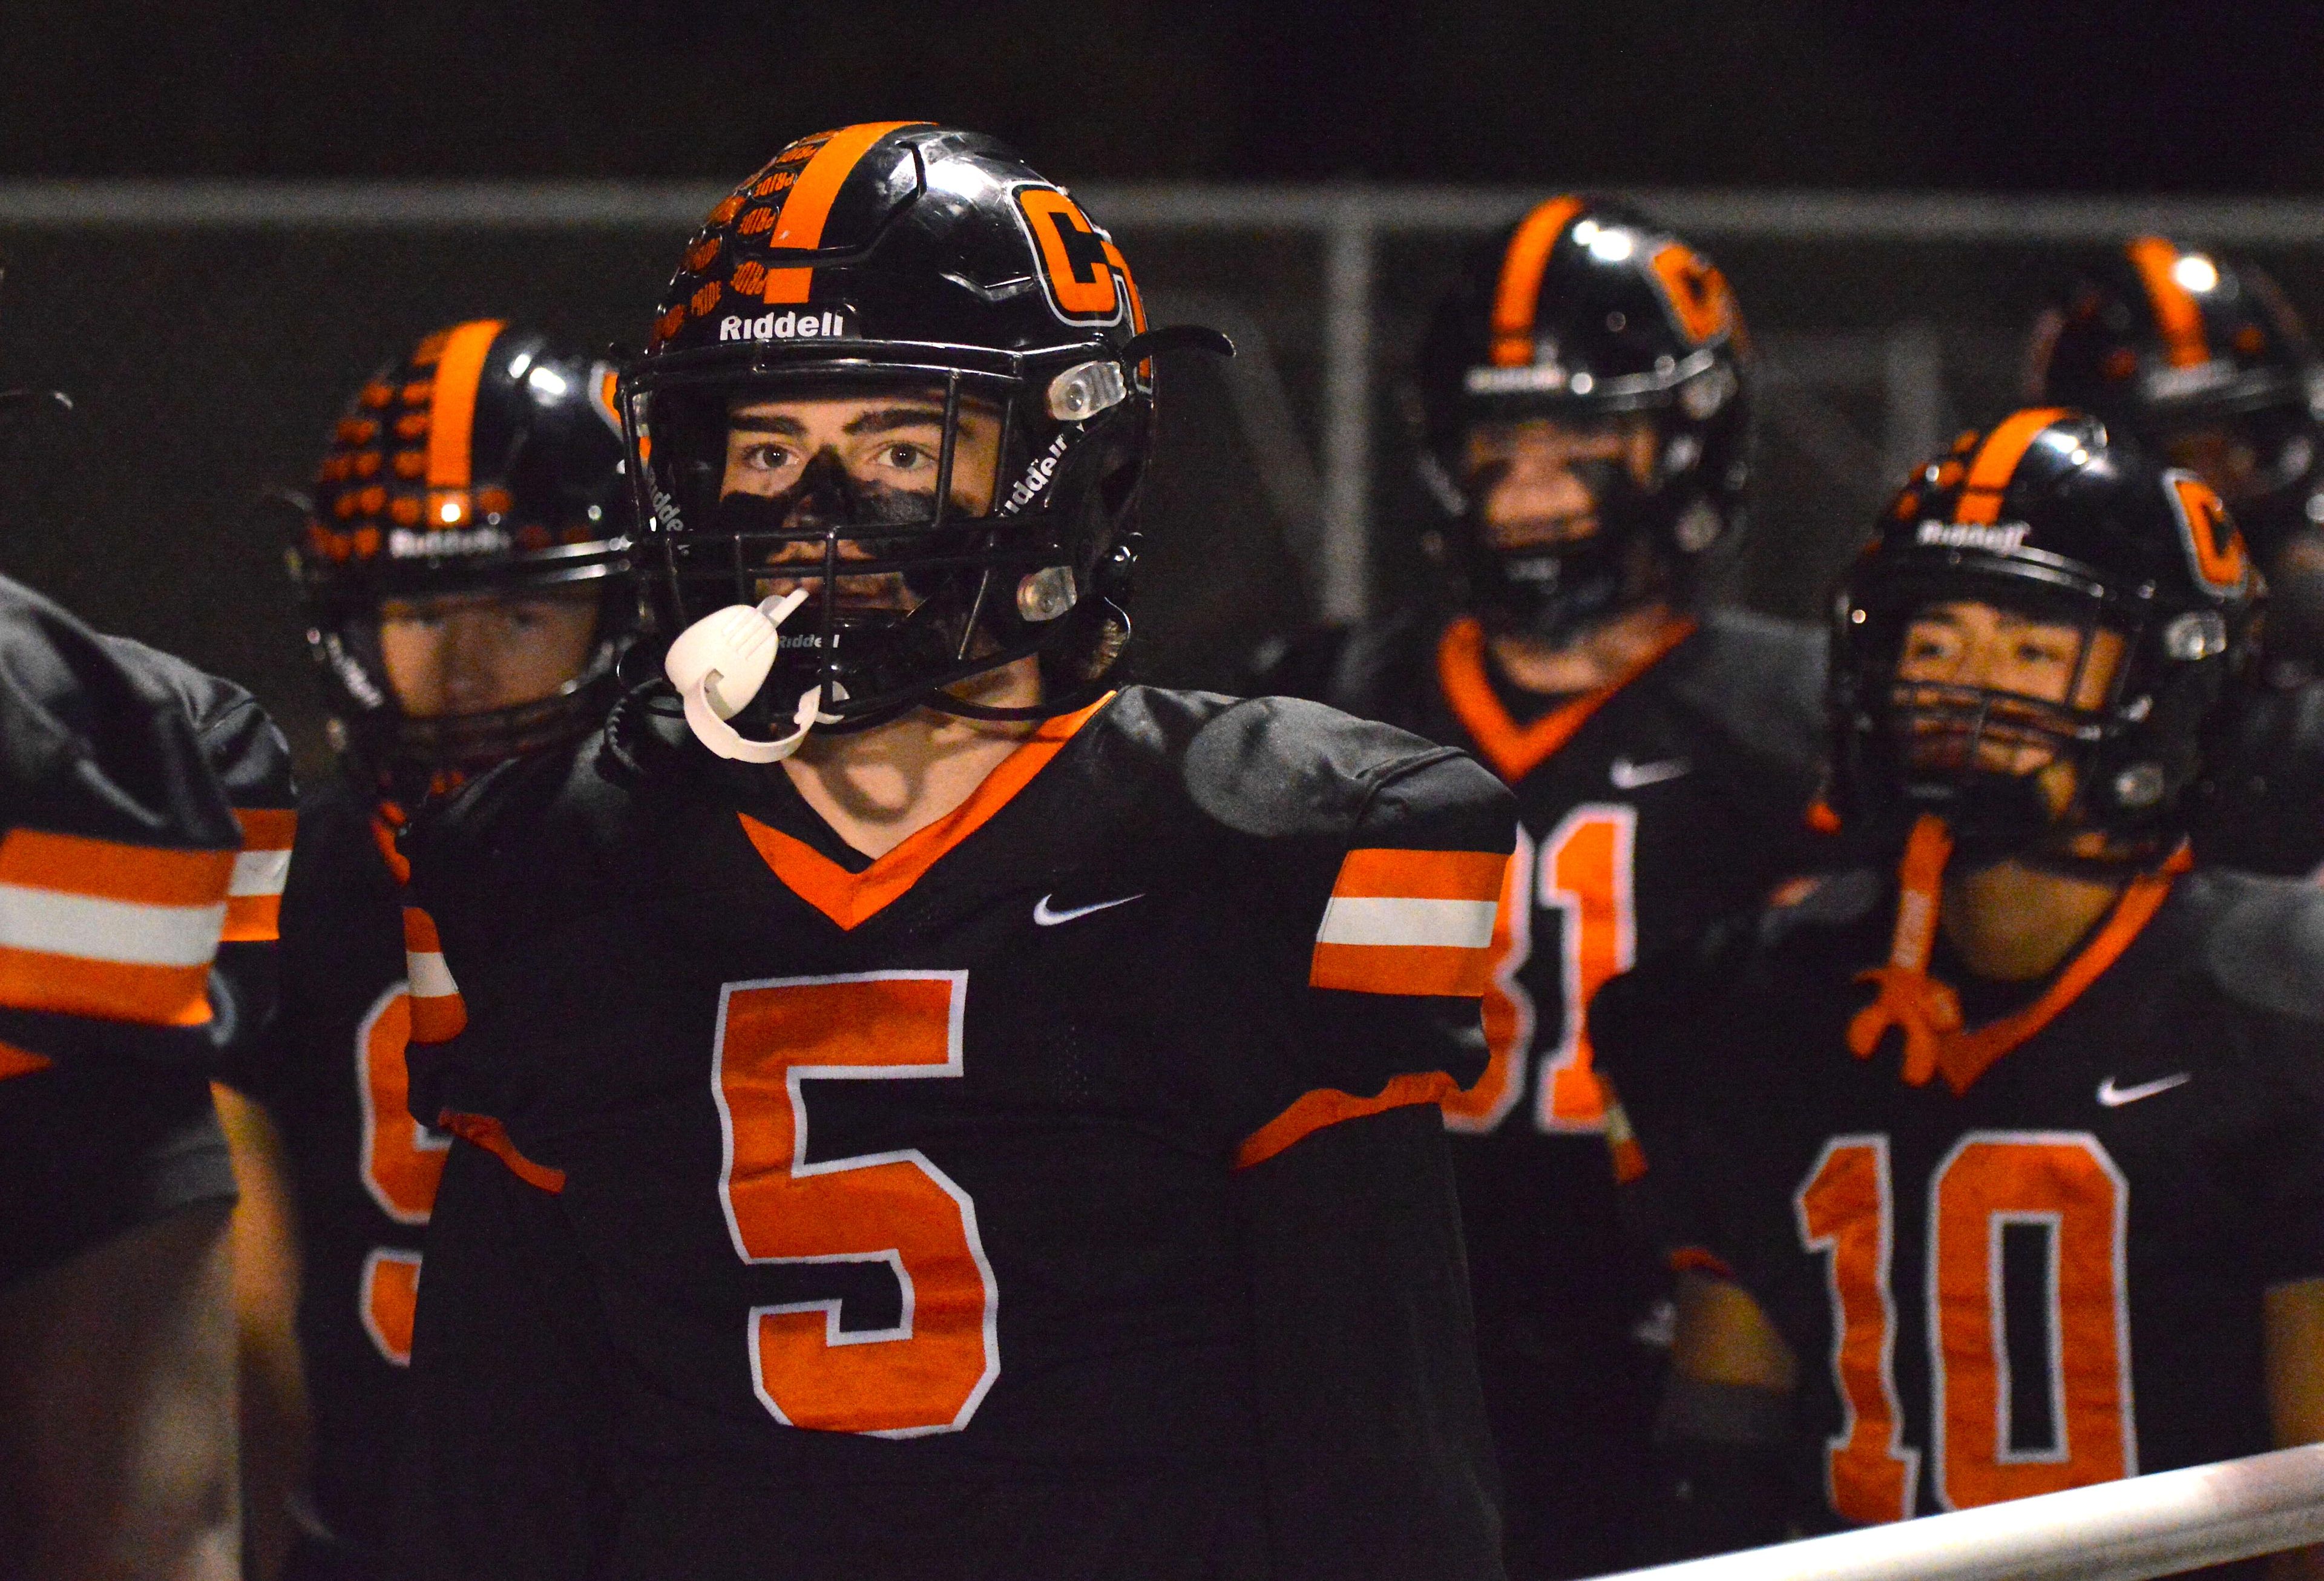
[
  {"xmin": 727, "ymin": 412, "xmax": 808, "ymax": 438},
  {"xmin": 842, "ymin": 406, "xmax": 951, "ymax": 436}
]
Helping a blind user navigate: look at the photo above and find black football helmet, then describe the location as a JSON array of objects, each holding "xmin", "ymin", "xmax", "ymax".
[
  {"xmin": 2028, "ymin": 237, "xmax": 2324, "ymax": 564},
  {"xmin": 621, "ymin": 122, "xmax": 1220, "ymax": 747},
  {"xmin": 1830, "ymin": 408, "xmax": 2262, "ymax": 862},
  {"xmin": 290, "ymin": 320, "xmax": 635, "ymax": 800},
  {"xmin": 1407, "ymin": 195, "xmax": 1753, "ymax": 642}
]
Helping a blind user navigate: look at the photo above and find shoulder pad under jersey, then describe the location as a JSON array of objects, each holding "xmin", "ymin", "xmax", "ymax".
[
  {"xmin": 2191, "ymin": 869, "xmax": 2324, "ymax": 1027},
  {"xmin": 1108, "ymin": 686, "xmax": 1511, "ymax": 844},
  {"xmin": 1663, "ymin": 607, "xmax": 1828, "ymax": 775},
  {"xmin": 0, "ymin": 577, "xmax": 239, "ymax": 851},
  {"xmin": 97, "ymin": 632, "xmax": 296, "ymax": 821}
]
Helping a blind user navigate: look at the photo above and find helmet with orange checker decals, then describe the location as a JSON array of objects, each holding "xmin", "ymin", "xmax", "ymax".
[
  {"xmin": 1830, "ymin": 407, "xmax": 2262, "ymax": 859},
  {"xmin": 620, "ymin": 122, "xmax": 1226, "ymax": 742},
  {"xmin": 2028, "ymin": 238, "xmax": 2324, "ymax": 563},
  {"xmin": 290, "ymin": 321, "xmax": 635, "ymax": 800},
  {"xmin": 1407, "ymin": 195, "xmax": 1754, "ymax": 640}
]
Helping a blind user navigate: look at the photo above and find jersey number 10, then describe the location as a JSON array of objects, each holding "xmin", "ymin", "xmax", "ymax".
[{"xmin": 1794, "ymin": 1131, "xmax": 2134, "ymax": 1522}]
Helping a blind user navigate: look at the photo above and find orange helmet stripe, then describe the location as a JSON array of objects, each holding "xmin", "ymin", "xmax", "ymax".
[
  {"xmin": 1953, "ymin": 407, "xmax": 2068, "ymax": 525},
  {"xmin": 2125, "ymin": 236, "xmax": 2210, "ymax": 369},
  {"xmin": 1489, "ymin": 196, "xmax": 1586, "ymax": 367},
  {"xmin": 759, "ymin": 121, "xmax": 932, "ymax": 304},
  {"xmin": 425, "ymin": 320, "xmax": 505, "ymax": 493}
]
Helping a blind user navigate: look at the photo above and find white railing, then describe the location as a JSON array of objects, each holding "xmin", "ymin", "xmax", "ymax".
[
  {"xmin": 4, "ymin": 181, "xmax": 2312, "ymax": 620},
  {"xmin": 1587, "ymin": 1444, "xmax": 2324, "ymax": 1581}
]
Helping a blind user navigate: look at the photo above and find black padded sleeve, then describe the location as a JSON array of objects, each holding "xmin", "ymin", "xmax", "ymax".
[
  {"xmin": 1234, "ymin": 1102, "xmax": 1506, "ymax": 1581},
  {"xmin": 0, "ymin": 579, "xmax": 244, "ymax": 1072}
]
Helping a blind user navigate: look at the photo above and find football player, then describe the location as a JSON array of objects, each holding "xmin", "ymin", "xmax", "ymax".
[
  {"xmin": 1595, "ymin": 410, "xmax": 2324, "ymax": 1571},
  {"xmin": 0, "ymin": 573, "xmax": 272, "ymax": 1580},
  {"xmin": 1252, "ymin": 196, "xmax": 1827, "ymax": 1578},
  {"xmin": 2029, "ymin": 238, "xmax": 2324, "ymax": 875},
  {"xmin": 224, "ymin": 321, "xmax": 634, "ymax": 1580},
  {"xmin": 397, "ymin": 123, "xmax": 1514, "ymax": 1581}
]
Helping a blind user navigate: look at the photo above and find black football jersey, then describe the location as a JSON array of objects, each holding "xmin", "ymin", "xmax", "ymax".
[
  {"xmin": 398, "ymin": 686, "xmax": 1516, "ymax": 1581},
  {"xmin": 1256, "ymin": 606, "xmax": 1828, "ymax": 1577},
  {"xmin": 1597, "ymin": 865, "xmax": 2324, "ymax": 1534},
  {"xmin": 0, "ymin": 576, "xmax": 264, "ymax": 1284},
  {"xmin": 231, "ymin": 772, "xmax": 433, "ymax": 1560}
]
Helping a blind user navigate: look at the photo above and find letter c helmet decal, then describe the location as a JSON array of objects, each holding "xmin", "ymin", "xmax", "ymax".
[
  {"xmin": 2163, "ymin": 469, "xmax": 2253, "ymax": 598},
  {"xmin": 1013, "ymin": 186, "xmax": 1125, "ymax": 327}
]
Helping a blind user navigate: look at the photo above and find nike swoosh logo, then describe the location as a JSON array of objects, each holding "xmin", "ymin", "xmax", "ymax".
[
  {"xmin": 1610, "ymin": 756, "xmax": 1692, "ymax": 790},
  {"xmin": 2097, "ymin": 1073, "xmax": 2191, "ymax": 1107},
  {"xmin": 1033, "ymin": 892, "xmax": 1146, "ymax": 927}
]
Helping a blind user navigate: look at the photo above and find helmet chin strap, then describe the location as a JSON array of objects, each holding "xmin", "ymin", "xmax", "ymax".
[{"xmin": 662, "ymin": 588, "xmax": 847, "ymax": 763}]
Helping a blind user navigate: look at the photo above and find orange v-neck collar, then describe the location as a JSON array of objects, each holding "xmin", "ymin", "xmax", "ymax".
[
  {"xmin": 1931, "ymin": 847, "xmax": 2191, "ymax": 1095},
  {"xmin": 738, "ymin": 692, "xmax": 1114, "ymax": 932},
  {"xmin": 1436, "ymin": 615, "xmax": 1697, "ymax": 783}
]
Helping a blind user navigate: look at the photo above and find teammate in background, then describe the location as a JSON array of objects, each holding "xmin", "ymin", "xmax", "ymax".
[
  {"xmin": 2028, "ymin": 238, "xmax": 2324, "ymax": 874},
  {"xmin": 0, "ymin": 574, "xmax": 260, "ymax": 1581},
  {"xmin": 224, "ymin": 321, "xmax": 635, "ymax": 1581},
  {"xmin": 1252, "ymin": 196, "xmax": 1827, "ymax": 1579},
  {"xmin": 399, "ymin": 123, "xmax": 1511, "ymax": 1580},
  {"xmin": 1595, "ymin": 412, "xmax": 2324, "ymax": 1576}
]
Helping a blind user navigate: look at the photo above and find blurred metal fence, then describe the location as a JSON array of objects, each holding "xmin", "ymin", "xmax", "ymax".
[
  {"xmin": 1586, "ymin": 1442, "xmax": 2324, "ymax": 1581},
  {"xmin": 3, "ymin": 182, "xmax": 2320, "ymax": 767}
]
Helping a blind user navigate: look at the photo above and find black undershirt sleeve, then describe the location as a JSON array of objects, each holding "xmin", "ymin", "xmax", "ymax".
[{"xmin": 1233, "ymin": 1102, "xmax": 1508, "ymax": 1581}]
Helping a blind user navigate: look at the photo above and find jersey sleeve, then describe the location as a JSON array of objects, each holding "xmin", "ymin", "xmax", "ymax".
[
  {"xmin": 399, "ymin": 1136, "xmax": 619, "ymax": 1580},
  {"xmin": 1236, "ymin": 743, "xmax": 1516, "ymax": 1169},
  {"xmin": 0, "ymin": 580, "xmax": 243, "ymax": 1076},
  {"xmin": 1233, "ymin": 1102, "xmax": 1506, "ymax": 1579},
  {"xmin": 1589, "ymin": 921, "xmax": 1758, "ymax": 1280},
  {"xmin": 96, "ymin": 634, "xmax": 298, "ymax": 1070}
]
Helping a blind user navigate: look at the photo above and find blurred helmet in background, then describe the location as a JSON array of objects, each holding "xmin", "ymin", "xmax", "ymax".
[
  {"xmin": 1406, "ymin": 195, "xmax": 1754, "ymax": 642},
  {"xmin": 290, "ymin": 320, "xmax": 635, "ymax": 802},
  {"xmin": 623, "ymin": 122, "xmax": 1221, "ymax": 737},
  {"xmin": 1830, "ymin": 407, "xmax": 2260, "ymax": 863},
  {"xmin": 2027, "ymin": 237, "xmax": 2324, "ymax": 564}
]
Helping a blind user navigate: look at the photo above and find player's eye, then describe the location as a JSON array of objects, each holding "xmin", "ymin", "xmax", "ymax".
[
  {"xmin": 879, "ymin": 441, "xmax": 933, "ymax": 472},
  {"xmin": 738, "ymin": 443, "xmax": 796, "ymax": 473}
]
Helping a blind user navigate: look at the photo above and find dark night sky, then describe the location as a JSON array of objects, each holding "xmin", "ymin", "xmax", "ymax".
[{"xmin": 1, "ymin": 0, "xmax": 2314, "ymax": 191}]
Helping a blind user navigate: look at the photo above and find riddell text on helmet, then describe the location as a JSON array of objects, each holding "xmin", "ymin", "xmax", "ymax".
[{"xmin": 717, "ymin": 310, "xmax": 854, "ymax": 343}]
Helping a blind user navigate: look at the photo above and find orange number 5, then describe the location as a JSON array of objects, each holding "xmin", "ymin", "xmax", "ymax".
[{"xmin": 712, "ymin": 970, "xmax": 999, "ymax": 1437}]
